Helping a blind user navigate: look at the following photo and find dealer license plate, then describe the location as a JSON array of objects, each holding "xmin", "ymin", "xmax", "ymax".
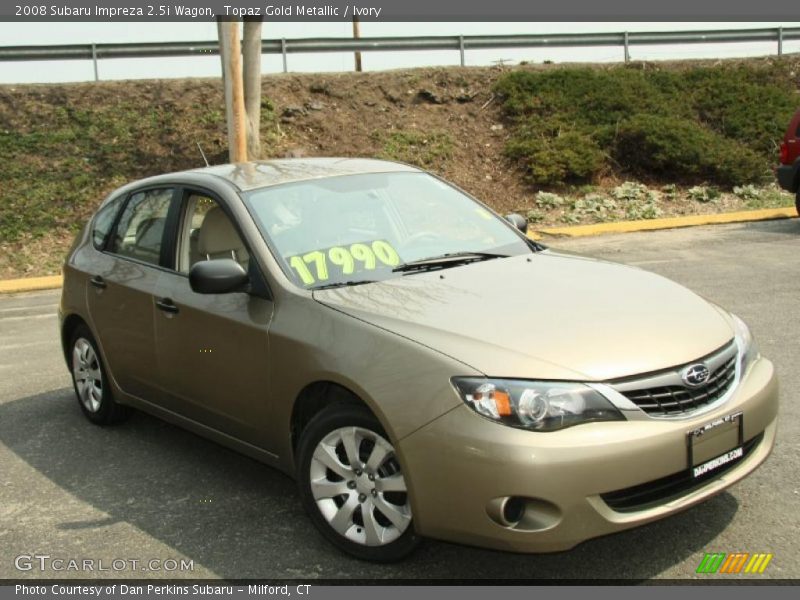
[
  {"xmin": 686, "ymin": 411, "xmax": 744, "ymax": 478},
  {"xmin": 692, "ymin": 446, "xmax": 744, "ymax": 478}
]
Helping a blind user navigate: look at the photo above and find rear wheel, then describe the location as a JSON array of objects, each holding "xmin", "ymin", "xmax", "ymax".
[
  {"xmin": 296, "ymin": 404, "xmax": 420, "ymax": 561},
  {"xmin": 69, "ymin": 324, "xmax": 131, "ymax": 425}
]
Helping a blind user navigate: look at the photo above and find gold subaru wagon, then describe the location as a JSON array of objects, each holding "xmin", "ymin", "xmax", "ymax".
[{"xmin": 60, "ymin": 158, "xmax": 778, "ymax": 561}]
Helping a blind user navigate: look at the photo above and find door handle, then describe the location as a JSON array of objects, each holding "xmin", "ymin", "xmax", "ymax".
[
  {"xmin": 155, "ymin": 298, "xmax": 180, "ymax": 314},
  {"xmin": 89, "ymin": 276, "xmax": 107, "ymax": 289}
]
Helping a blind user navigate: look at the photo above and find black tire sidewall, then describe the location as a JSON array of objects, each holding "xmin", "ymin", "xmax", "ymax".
[{"xmin": 296, "ymin": 404, "xmax": 421, "ymax": 562}]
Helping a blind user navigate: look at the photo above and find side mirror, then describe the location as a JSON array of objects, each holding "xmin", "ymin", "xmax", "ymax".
[
  {"xmin": 504, "ymin": 213, "xmax": 528, "ymax": 233},
  {"xmin": 189, "ymin": 259, "xmax": 249, "ymax": 294}
]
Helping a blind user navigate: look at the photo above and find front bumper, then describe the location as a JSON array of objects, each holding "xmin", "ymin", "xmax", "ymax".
[{"xmin": 399, "ymin": 357, "xmax": 778, "ymax": 553}]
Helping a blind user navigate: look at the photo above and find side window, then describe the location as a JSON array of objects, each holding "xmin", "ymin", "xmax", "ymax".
[
  {"xmin": 176, "ymin": 193, "xmax": 249, "ymax": 274},
  {"xmin": 109, "ymin": 188, "xmax": 173, "ymax": 266},
  {"xmin": 92, "ymin": 195, "xmax": 125, "ymax": 250}
]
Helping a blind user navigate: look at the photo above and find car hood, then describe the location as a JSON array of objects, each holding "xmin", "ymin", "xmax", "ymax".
[{"xmin": 313, "ymin": 252, "xmax": 734, "ymax": 381}]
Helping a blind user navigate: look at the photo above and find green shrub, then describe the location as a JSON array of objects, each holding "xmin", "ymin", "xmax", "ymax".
[
  {"xmin": 733, "ymin": 184, "xmax": 761, "ymax": 200},
  {"xmin": 494, "ymin": 62, "xmax": 797, "ymax": 187},
  {"xmin": 661, "ymin": 183, "xmax": 679, "ymax": 200},
  {"xmin": 626, "ymin": 201, "xmax": 663, "ymax": 220},
  {"xmin": 560, "ymin": 212, "xmax": 581, "ymax": 224},
  {"xmin": 612, "ymin": 114, "xmax": 768, "ymax": 185},
  {"xmin": 534, "ymin": 191, "xmax": 566, "ymax": 208},
  {"xmin": 687, "ymin": 185, "xmax": 722, "ymax": 203},
  {"xmin": 494, "ymin": 68, "xmax": 677, "ymax": 124},
  {"xmin": 526, "ymin": 209, "xmax": 546, "ymax": 222},
  {"xmin": 610, "ymin": 181, "xmax": 652, "ymax": 202},
  {"xmin": 681, "ymin": 65, "xmax": 798, "ymax": 157},
  {"xmin": 505, "ymin": 127, "xmax": 606, "ymax": 185},
  {"xmin": 744, "ymin": 186, "xmax": 793, "ymax": 209}
]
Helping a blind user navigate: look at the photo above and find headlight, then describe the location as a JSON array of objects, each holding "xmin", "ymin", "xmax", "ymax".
[
  {"xmin": 452, "ymin": 378, "xmax": 624, "ymax": 432},
  {"xmin": 731, "ymin": 313, "xmax": 759, "ymax": 374}
]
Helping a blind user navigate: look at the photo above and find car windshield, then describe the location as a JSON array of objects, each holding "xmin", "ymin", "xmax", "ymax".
[{"xmin": 243, "ymin": 172, "xmax": 531, "ymax": 289}]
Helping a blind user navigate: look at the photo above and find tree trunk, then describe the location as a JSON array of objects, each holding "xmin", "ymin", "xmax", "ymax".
[
  {"xmin": 242, "ymin": 19, "xmax": 263, "ymax": 160},
  {"xmin": 218, "ymin": 20, "xmax": 247, "ymax": 163}
]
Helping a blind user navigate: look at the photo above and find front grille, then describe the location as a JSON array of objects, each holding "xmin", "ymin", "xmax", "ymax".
[
  {"xmin": 622, "ymin": 356, "xmax": 736, "ymax": 416},
  {"xmin": 610, "ymin": 342, "xmax": 738, "ymax": 417},
  {"xmin": 600, "ymin": 433, "xmax": 763, "ymax": 513}
]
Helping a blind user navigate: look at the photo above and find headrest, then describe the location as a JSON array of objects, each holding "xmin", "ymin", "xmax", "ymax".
[{"xmin": 198, "ymin": 207, "xmax": 244, "ymax": 256}]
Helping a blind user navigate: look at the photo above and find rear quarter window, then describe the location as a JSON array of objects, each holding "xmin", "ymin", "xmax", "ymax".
[{"xmin": 92, "ymin": 195, "xmax": 125, "ymax": 250}]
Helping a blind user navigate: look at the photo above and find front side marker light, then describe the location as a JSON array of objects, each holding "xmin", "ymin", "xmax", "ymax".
[{"xmin": 468, "ymin": 383, "xmax": 512, "ymax": 418}]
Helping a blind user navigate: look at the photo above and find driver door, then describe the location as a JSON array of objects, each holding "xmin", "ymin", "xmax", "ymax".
[{"xmin": 153, "ymin": 188, "xmax": 275, "ymax": 449}]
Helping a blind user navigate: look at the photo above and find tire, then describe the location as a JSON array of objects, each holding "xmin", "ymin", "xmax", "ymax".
[
  {"xmin": 795, "ymin": 188, "xmax": 800, "ymax": 217},
  {"xmin": 296, "ymin": 403, "xmax": 421, "ymax": 561},
  {"xmin": 68, "ymin": 323, "xmax": 132, "ymax": 425}
]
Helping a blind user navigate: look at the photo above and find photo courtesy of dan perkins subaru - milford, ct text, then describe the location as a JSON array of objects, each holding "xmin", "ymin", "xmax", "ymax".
[{"xmin": 15, "ymin": 585, "xmax": 311, "ymax": 596}]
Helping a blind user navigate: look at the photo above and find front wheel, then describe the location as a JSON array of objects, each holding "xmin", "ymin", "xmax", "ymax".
[{"xmin": 296, "ymin": 404, "xmax": 421, "ymax": 561}]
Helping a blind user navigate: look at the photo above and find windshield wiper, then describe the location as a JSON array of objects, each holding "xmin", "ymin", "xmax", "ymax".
[
  {"xmin": 392, "ymin": 251, "xmax": 509, "ymax": 274},
  {"xmin": 313, "ymin": 280, "xmax": 378, "ymax": 290}
]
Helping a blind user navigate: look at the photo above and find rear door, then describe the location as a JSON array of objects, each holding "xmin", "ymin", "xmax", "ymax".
[
  {"xmin": 86, "ymin": 186, "xmax": 178, "ymax": 401},
  {"xmin": 152, "ymin": 187, "xmax": 274, "ymax": 448}
]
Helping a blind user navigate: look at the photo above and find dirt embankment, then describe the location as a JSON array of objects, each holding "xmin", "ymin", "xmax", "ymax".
[{"xmin": 0, "ymin": 59, "xmax": 797, "ymax": 278}]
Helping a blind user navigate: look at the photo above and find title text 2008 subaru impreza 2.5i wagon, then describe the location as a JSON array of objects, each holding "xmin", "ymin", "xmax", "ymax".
[{"xmin": 60, "ymin": 158, "xmax": 778, "ymax": 561}]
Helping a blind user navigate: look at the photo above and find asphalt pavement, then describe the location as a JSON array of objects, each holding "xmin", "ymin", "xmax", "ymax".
[{"xmin": 1, "ymin": 218, "xmax": 798, "ymax": 580}]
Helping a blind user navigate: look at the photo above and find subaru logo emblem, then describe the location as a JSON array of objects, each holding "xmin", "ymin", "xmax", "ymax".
[{"xmin": 682, "ymin": 364, "xmax": 710, "ymax": 387}]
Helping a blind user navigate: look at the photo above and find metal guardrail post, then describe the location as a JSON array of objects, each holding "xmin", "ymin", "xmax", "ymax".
[
  {"xmin": 459, "ymin": 35, "xmax": 465, "ymax": 66},
  {"xmin": 778, "ymin": 27, "xmax": 784, "ymax": 56},
  {"xmin": 623, "ymin": 31, "xmax": 630, "ymax": 63},
  {"xmin": 281, "ymin": 38, "xmax": 287, "ymax": 73},
  {"xmin": 91, "ymin": 43, "xmax": 98, "ymax": 81}
]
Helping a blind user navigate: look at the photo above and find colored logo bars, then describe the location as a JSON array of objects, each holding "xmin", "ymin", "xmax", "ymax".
[{"xmin": 696, "ymin": 552, "xmax": 774, "ymax": 574}]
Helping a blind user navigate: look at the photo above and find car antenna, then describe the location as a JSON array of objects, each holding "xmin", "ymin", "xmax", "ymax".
[{"xmin": 196, "ymin": 142, "xmax": 210, "ymax": 167}]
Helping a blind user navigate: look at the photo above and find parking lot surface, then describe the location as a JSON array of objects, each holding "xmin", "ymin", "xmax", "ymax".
[{"xmin": 1, "ymin": 218, "xmax": 798, "ymax": 580}]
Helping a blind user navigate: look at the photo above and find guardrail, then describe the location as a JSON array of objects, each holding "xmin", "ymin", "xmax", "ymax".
[{"xmin": 1, "ymin": 26, "xmax": 799, "ymax": 81}]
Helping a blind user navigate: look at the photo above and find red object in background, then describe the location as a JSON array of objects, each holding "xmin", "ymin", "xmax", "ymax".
[
  {"xmin": 781, "ymin": 110, "xmax": 800, "ymax": 165},
  {"xmin": 780, "ymin": 141, "xmax": 789, "ymax": 165},
  {"xmin": 776, "ymin": 109, "xmax": 800, "ymax": 201}
]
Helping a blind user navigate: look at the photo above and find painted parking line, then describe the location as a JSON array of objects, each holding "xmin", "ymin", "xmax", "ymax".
[
  {"xmin": 0, "ymin": 305, "xmax": 58, "ymax": 314},
  {"xmin": 0, "ymin": 340, "xmax": 55, "ymax": 350},
  {"xmin": 0, "ymin": 313, "xmax": 57, "ymax": 323}
]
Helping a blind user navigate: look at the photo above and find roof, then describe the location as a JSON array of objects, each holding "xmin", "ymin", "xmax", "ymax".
[{"xmin": 189, "ymin": 158, "xmax": 421, "ymax": 191}]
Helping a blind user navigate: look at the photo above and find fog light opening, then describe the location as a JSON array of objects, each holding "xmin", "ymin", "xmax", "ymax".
[
  {"xmin": 502, "ymin": 497, "xmax": 525, "ymax": 525},
  {"xmin": 487, "ymin": 496, "xmax": 562, "ymax": 531}
]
